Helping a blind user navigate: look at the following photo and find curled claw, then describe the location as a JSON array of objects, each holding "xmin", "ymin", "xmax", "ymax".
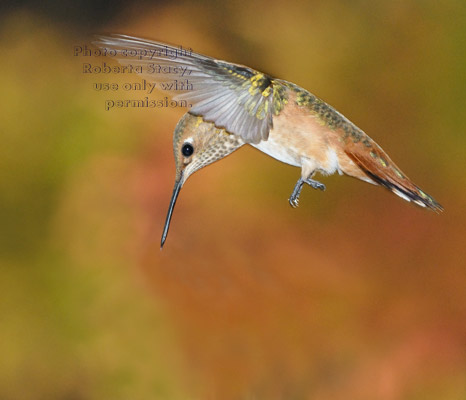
[
  {"xmin": 289, "ymin": 197, "xmax": 299, "ymax": 208},
  {"xmin": 305, "ymin": 179, "xmax": 326, "ymax": 191}
]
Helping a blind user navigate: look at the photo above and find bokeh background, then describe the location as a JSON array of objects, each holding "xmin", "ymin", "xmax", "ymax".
[{"xmin": 1, "ymin": 1, "xmax": 465, "ymax": 399}]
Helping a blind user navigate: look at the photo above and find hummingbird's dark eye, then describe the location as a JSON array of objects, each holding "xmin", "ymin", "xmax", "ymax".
[{"xmin": 181, "ymin": 143, "xmax": 194, "ymax": 157}]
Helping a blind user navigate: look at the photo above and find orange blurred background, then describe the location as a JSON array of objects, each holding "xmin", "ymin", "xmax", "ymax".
[{"xmin": 1, "ymin": 1, "xmax": 465, "ymax": 399}]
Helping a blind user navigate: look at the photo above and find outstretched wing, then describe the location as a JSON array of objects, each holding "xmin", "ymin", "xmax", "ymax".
[{"xmin": 93, "ymin": 34, "xmax": 276, "ymax": 144}]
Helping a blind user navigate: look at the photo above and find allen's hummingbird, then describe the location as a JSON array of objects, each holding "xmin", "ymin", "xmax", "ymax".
[{"xmin": 93, "ymin": 35, "xmax": 443, "ymax": 248}]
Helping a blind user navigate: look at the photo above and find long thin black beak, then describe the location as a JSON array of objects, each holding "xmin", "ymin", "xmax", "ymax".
[{"xmin": 161, "ymin": 176, "xmax": 183, "ymax": 249}]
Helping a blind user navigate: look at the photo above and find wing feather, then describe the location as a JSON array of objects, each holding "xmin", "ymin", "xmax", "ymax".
[{"xmin": 93, "ymin": 34, "xmax": 276, "ymax": 144}]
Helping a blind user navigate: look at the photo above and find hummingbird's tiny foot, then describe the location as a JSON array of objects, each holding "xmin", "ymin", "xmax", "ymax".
[
  {"xmin": 305, "ymin": 178, "xmax": 326, "ymax": 191},
  {"xmin": 289, "ymin": 178, "xmax": 305, "ymax": 208},
  {"xmin": 289, "ymin": 176, "xmax": 325, "ymax": 208},
  {"xmin": 289, "ymin": 197, "xmax": 299, "ymax": 208}
]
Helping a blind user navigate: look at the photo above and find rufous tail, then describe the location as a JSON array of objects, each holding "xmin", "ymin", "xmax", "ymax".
[{"xmin": 344, "ymin": 141, "xmax": 443, "ymax": 212}]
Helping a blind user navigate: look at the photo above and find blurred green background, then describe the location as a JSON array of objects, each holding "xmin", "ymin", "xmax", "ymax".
[{"xmin": 1, "ymin": 1, "xmax": 465, "ymax": 399}]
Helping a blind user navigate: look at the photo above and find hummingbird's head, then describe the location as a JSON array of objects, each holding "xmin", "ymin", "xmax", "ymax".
[{"xmin": 161, "ymin": 112, "xmax": 243, "ymax": 248}]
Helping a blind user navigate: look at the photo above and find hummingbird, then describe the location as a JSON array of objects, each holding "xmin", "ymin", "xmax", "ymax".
[{"xmin": 93, "ymin": 35, "xmax": 443, "ymax": 248}]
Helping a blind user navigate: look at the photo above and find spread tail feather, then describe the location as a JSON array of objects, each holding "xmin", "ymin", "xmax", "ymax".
[{"xmin": 345, "ymin": 143, "xmax": 443, "ymax": 212}]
